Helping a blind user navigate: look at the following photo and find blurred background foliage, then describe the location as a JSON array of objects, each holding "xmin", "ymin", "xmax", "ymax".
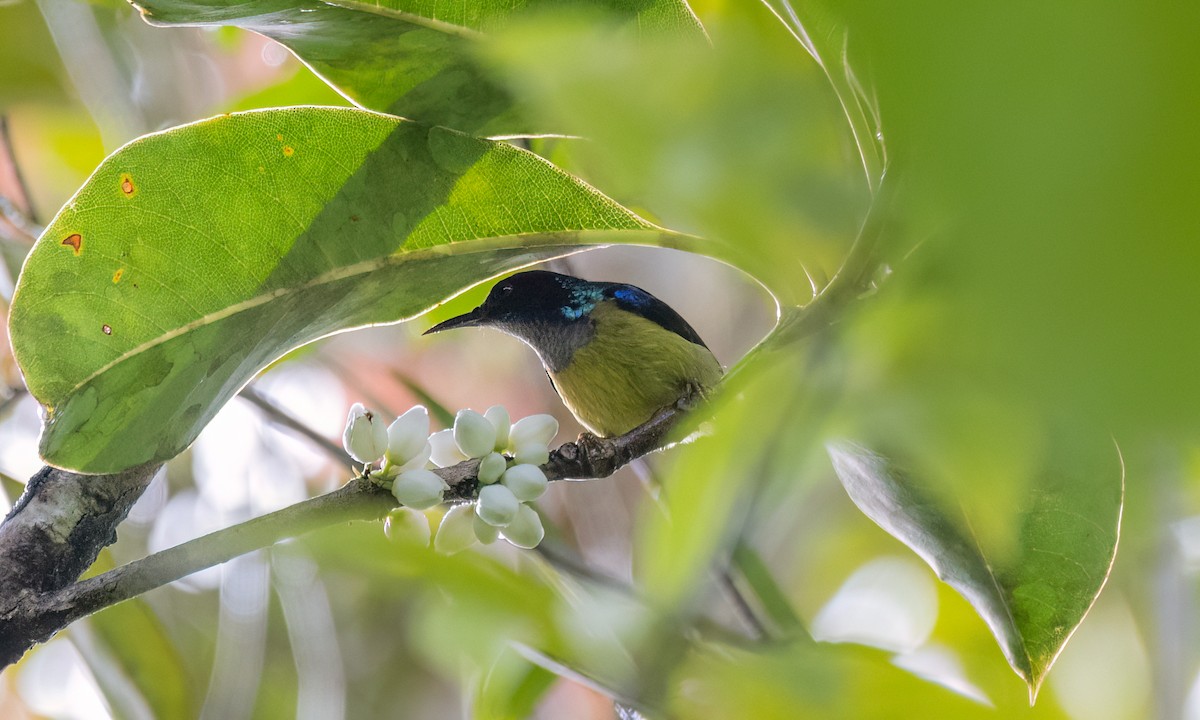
[{"xmin": 0, "ymin": 0, "xmax": 1198, "ymax": 718}]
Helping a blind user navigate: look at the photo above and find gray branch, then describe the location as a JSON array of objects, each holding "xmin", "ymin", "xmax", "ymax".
[{"xmin": 0, "ymin": 394, "xmax": 698, "ymax": 669}]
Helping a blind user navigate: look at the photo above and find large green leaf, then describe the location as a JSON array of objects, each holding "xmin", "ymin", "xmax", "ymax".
[
  {"xmin": 827, "ymin": 439, "xmax": 1123, "ymax": 699},
  {"xmin": 128, "ymin": 0, "xmax": 704, "ymax": 134},
  {"xmin": 9, "ymin": 106, "xmax": 670, "ymax": 473}
]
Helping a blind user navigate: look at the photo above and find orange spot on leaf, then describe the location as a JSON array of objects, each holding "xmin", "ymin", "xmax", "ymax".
[
  {"xmin": 120, "ymin": 174, "xmax": 135, "ymax": 196},
  {"xmin": 112, "ymin": 268, "xmax": 124, "ymax": 283},
  {"xmin": 282, "ymin": 146, "xmax": 294, "ymax": 157},
  {"xmin": 62, "ymin": 234, "xmax": 82, "ymax": 255},
  {"xmin": 102, "ymin": 324, "xmax": 112, "ymax": 335}
]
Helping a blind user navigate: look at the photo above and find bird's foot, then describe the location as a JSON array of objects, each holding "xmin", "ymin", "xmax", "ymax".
[
  {"xmin": 677, "ymin": 381, "xmax": 708, "ymax": 411},
  {"xmin": 574, "ymin": 431, "xmax": 614, "ymax": 476}
]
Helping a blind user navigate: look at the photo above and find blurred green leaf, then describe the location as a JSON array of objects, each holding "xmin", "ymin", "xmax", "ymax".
[
  {"xmin": 757, "ymin": 0, "xmax": 885, "ymax": 191},
  {"xmin": 672, "ymin": 640, "xmax": 1001, "ymax": 720},
  {"xmin": 827, "ymin": 439, "xmax": 1122, "ymax": 698},
  {"xmin": 636, "ymin": 358, "xmax": 820, "ymax": 612},
  {"xmin": 0, "ymin": 1, "xmax": 72, "ymax": 107},
  {"xmin": 128, "ymin": 0, "xmax": 704, "ymax": 134},
  {"xmin": 821, "ymin": 0, "xmax": 1200, "ymax": 437},
  {"xmin": 483, "ymin": 3, "xmax": 869, "ymax": 304},
  {"xmin": 473, "ymin": 649, "xmax": 557, "ymax": 720},
  {"xmin": 75, "ymin": 550, "xmax": 195, "ymax": 719},
  {"xmin": 9, "ymin": 106, "xmax": 671, "ymax": 472}
]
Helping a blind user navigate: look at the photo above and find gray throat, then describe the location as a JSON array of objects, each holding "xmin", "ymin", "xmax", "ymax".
[{"xmin": 497, "ymin": 318, "xmax": 595, "ymax": 373}]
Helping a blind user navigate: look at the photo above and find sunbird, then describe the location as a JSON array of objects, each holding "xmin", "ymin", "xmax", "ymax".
[{"xmin": 424, "ymin": 270, "xmax": 723, "ymax": 437}]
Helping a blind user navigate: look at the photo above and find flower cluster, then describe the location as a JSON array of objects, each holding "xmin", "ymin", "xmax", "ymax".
[{"xmin": 342, "ymin": 403, "xmax": 558, "ymax": 552}]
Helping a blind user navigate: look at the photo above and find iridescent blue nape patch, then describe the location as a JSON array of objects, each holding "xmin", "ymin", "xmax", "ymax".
[{"xmin": 561, "ymin": 279, "xmax": 602, "ymax": 320}]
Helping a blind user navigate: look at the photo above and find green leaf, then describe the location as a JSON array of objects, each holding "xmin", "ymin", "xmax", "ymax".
[
  {"xmin": 826, "ymin": 439, "xmax": 1123, "ymax": 699},
  {"xmin": 129, "ymin": 0, "xmax": 704, "ymax": 134},
  {"xmin": 9, "ymin": 107, "xmax": 669, "ymax": 473},
  {"xmin": 473, "ymin": 649, "xmax": 557, "ymax": 720}
]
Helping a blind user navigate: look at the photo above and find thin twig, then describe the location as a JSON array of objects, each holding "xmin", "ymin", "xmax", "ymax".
[
  {"xmin": 11, "ymin": 392, "xmax": 700, "ymax": 635},
  {"xmin": 718, "ymin": 568, "xmax": 769, "ymax": 640},
  {"xmin": 239, "ymin": 386, "xmax": 354, "ymax": 471},
  {"xmin": 0, "ymin": 387, "xmax": 27, "ymax": 419},
  {"xmin": 0, "ymin": 117, "xmax": 36, "ymax": 226}
]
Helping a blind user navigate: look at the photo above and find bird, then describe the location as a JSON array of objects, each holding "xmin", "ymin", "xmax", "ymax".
[{"xmin": 424, "ymin": 270, "xmax": 723, "ymax": 437}]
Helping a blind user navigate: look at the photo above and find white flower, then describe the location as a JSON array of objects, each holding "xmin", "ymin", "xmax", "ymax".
[
  {"xmin": 513, "ymin": 442, "xmax": 549, "ymax": 467},
  {"xmin": 501, "ymin": 464, "xmax": 548, "ymax": 502},
  {"xmin": 509, "ymin": 414, "xmax": 558, "ymax": 450},
  {"xmin": 343, "ymin": 403, "xmax": 388, "ymax": 464},
  {"xmin": 386, "ymin": 406, "xmax": 430, "ymax": 464},
  {"xmin": 502, "ymin": 504, "xmax": 545, "ymax": 549},
  {"xmin": 429, "ymin": 429, "xmax": 467, "ymax": 467},
  {"xmin": 384, "ymin": 507, "xmax": 430, "ymax": 546},
  {"xmin": 484, "ymin": 405, "xmax": 510, "ymax": 451},
  {"xmin": 434, "ymin": 504, "xmax": 477, "ymax": 555},
  {"xmin": 391, "ymin": 469, "xmax": 447, "ymax": 510},
  {"xmin": 477, "ymin": 484, "xmax": 520, "ymax": 527},
  {"xmin": 393, "ymin": 442, "xmax": 432, "ymax": 474},
  {"xmin": 473, "ymin": 512, "xmax": 500, "ymax": 544},
  {"xmin": 477, "ymin": 452, "xmax": 507, "ymax": 485},
  {"xmin": 454, "ymin": 409, "xmax": 497, "ymax": 459}
]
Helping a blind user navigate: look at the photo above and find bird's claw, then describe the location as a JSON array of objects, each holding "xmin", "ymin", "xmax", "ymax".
[
  {"xmin": 575, "ymin": 431, "xmax": 613, "ymax": 476},
  {"xmin": 676, "ymin": 381, "xmax": 707, "ymax": 411}
]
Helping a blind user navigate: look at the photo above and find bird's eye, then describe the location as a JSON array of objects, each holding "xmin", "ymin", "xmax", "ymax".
[{"xmin": 499, "ymin": 285, "xmax": 514, "ymax": 296}]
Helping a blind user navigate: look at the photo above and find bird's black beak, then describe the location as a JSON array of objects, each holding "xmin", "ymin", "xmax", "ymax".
[{"xmin": 423, "ymin": 305, "xmax": 486, "ymax": 335}]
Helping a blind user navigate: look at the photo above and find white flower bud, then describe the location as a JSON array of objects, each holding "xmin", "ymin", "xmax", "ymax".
[
  {"xmin": 386, "ymin": 406, "xmax": 430, "ymax": 464},
  {"xmin": 429, "ymin": 429, "xmax": 467, "ymax": 467},
  {"xmin": 434, "ymin": 504, "xmax": 477, "ymax": 555},
  {"xmin": 502, "ymin": 504, "xmax": 545, "ymax": 549},
  {"xmin": 394, "ymin": 442, "xmax": 432, "ymax": 473},
  {"xmin": 476, "ymin": 484, "xmax": 519, "ymax": 527},
  {"xmin": 477, "ymin": 452, "xmax": 507, "ymax": 485},
  {"xmin": 454, "ymin": 409, "xmax": 496, "ymax": 459},
  {"xmin": 384, "ymin": 507, "xmax": 430, "ymax": 546},
  {"xmin": 502, "ymin": 464, "xmax": 548, "ymax": 502},
  {"xmin": 509, "ymin": 414, "xmax": 558, "ymax": 450},
  {"xmin": 473, "ymin": 511, "xmax": 500, "ymax": 544},
  {"xmin": 343, "ymin": 403, "xmax": 388, "ymax": 464},
  {"xmin": 484, "ymin": 405, "xmax": 510, "ymax": 451},
  {"xmin": 391, "ymin": 469, "xmax": 447, "ymax": 510},
  {"xmin": 513, "ymin": 442, "xmax": 549, "ymax": 467}
]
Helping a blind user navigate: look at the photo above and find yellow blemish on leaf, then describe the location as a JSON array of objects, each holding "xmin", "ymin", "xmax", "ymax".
[
  {"xmin": 282, "ymin": 146, "xmax": 294, "ymax": 157},
  {"xmin": 276, "ymin": 134, "xmax": 283, "ymax": 141},
  {"xmin": 120, "ymin": 174, "xmax": 135, "ymax": 197},
  {"xmin": 62, "ymin": 233, "xmax": 82, "ymax": 255},
  {"xmin": 112, "ymin": 268, "xmax": 124, "ymax": 283}
]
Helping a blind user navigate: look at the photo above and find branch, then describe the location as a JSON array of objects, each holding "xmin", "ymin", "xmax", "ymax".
[
  {"xmin": 0, "ymin": 393, "xmax": 699, "ymax": 667},
  {"xmin": 0, "ymin": 463, "xmax": 160, "ymax": 665},
  {"xmin": 0, "ymin": 116, "xmax": 37, "ymax": 228}
]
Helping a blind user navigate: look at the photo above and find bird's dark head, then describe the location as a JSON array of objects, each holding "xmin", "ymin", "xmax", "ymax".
[{"xmin": 425, "ymin": 270, "xmax": 601, "ymax": 336}]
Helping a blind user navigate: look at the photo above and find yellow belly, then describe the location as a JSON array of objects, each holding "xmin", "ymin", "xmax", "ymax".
[{"xmin": 549, "ymin": 303, "xmax": 723, "ymax": 437}]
